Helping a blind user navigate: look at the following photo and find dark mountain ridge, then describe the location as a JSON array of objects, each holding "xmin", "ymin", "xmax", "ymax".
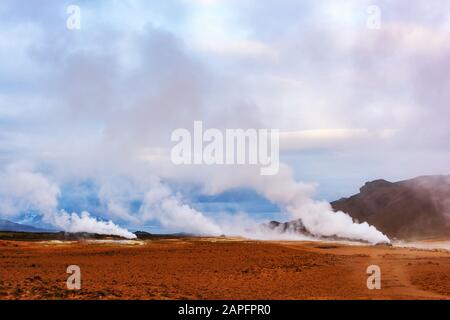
[{"xmin": 331, "ymin": 175, "xmax": 450, "ymax": 240}]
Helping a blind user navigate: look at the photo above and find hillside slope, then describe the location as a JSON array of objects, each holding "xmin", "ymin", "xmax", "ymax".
[
  {"xmin": 0, "ymin": 219, "xmax": 49, "ymax": 233},
  {"xmin": 331, "ymin": 176, "xmax": 450, "ymax": 239}
]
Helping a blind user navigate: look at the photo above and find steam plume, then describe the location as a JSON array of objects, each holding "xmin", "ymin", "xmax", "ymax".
[
  {"xmin": 202, "ymin": 165, "xmax": 390, "ymax": 244},
  {"xmin": 0, "ymin": 164, "xmax": 136, "ymax": 239}
]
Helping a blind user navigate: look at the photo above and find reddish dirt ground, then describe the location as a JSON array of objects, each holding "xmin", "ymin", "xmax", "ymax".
[{"xmin": 0, "ymin": 238, "xmax": 449, "ymax": 300}]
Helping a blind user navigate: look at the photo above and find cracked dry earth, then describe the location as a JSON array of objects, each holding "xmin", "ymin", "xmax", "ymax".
[{"xmin": 0, "ymin": 238, "xmax": 449, "ymax": 299}]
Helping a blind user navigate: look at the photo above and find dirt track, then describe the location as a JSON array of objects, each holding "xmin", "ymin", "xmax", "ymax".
[{"xmin": 0, "ymin": 238, "xmax": 449, "ymax": 300}]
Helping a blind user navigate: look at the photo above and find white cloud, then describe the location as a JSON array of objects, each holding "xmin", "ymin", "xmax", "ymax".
[{"xmin": 280, "ymin": 128, "xmax": 398, "ymax": 151}]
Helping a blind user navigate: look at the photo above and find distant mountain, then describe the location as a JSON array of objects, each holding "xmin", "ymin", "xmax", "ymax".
[
  {"xmin": 0, "ymin": 219, "xmax": 50, "ymax": 233},
  {"xmin": 331, "ymin": 175, "xmax": 450, "ymax": 240}
]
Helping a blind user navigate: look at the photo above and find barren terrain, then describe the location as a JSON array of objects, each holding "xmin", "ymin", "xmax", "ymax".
[{"xmin": 0, "ymin": 238, "xmax": 449, "ymax": 300}]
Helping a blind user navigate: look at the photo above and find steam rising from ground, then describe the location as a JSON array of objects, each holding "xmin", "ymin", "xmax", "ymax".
[
  {"xmin": 139, "ymin": 181, "xmax": 222, "ymax": 235},
  {"xmin": 0, "ymin": 164, "xmax": 136, "ymax": 239},
  {"xmin": 0, "ymin": 163, "xmax": 389, "ymax": 244},
  {"xmin": 115, "ymin": 165, "xmax": 389, "ymax": 244},
  {"xmin": 258, "ymin": 170, "xmax": 391, "ymax": 244},
  {"xmin": 199, "ymin": 165, "xmax": 390, "ymax": 244},
  {"xmin": 51, "ymin": 211, "xmax": 136, "ymax": 239}
]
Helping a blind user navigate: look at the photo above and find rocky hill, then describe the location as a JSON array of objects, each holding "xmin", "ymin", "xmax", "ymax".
[{"xmin": 331, "ymin": 175, "xmax": 450, "ymax": 240}]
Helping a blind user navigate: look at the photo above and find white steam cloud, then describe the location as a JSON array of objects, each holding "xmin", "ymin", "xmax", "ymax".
[
  {"xmin": 0, "ymin": 162, "xmax": 389, "ymax": 244},
  {"xmin": 201, "ymin": 165, "xmax": 390, "ymax": 244},
  {"xmin": 259, "ymin": 169, "xmax": 390, "ymax": 244},
  {"xmin": 100, "ymin": 164, "xmax": 390, "ymax": 244},
  {"xmin": 139, "ymin": 180, "xmax": 222, "ymax": 235},
  {"xmin": 51, "ymin": 210, "xmax": 136, "ymax": 239},
  {"xmin": 0, "ymin": 163, "xmax": 136, "ymax": 239}
]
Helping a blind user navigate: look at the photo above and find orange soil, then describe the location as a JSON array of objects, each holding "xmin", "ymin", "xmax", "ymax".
[{"xmin": 0, "ymin": 238, "xmax": 449, "ymax": 300}]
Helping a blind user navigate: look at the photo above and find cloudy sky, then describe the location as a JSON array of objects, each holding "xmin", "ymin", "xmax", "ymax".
[{"xmin": 0, "ymin": 0, "xmax": 449, "ymax": 235}]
